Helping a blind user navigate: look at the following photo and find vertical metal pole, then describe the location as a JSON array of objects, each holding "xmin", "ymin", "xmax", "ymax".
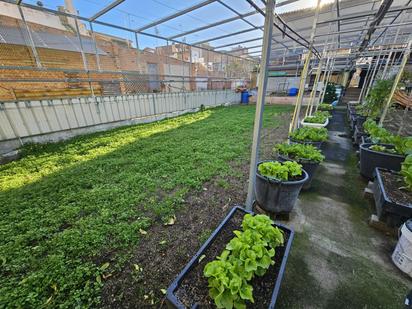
[
  {"xmin": 381, "ymin": 50, "xmax": 392, "ymax": 80},
  {"xmin": 316, "ymin": 54, "xmax": 330, "ymax": 105},
  {"xmin": 382, "ymin": 21, "xmax": 403, "ymax": 80},
  {"xmin": 74, "ymin": 18, "xmax": 88, "ymax": 71},
  {"xmin": 18, "ymin": 5, "xmax": 42, "ymax": 68},
  {"xmin": 181, "ymin": 44, "xmax": 185, "ymax": 91},
  {"xmin": 134, "ymin": 32, "xmax": 140, "ymax": 72},
  {"xmin": 245, "ymin": 0, "xmax": 275, "ymax": 211},
  {"xmin": 379, "ymin": 39, "xmax": 412, "ymax": 126},
  {"xmin": 306, "ymin": 58, "xmax": 323, "ymax": 116},
  {"xmin": 190, "ymin": 45, "xmax": 193, "ymax": 91},
  {"xmin": 364, "ymin": 48, "xmax": 383, "ymax": 99},
  {"xmin": 89, "ymin": 22, "xmax": 101, "ymax": 71},
  {"xmin": 290, "ymin": 0, "xmax": 321, "ymax": 132},
  {"xmin": 317, "ymin": 55, "xmax": 335, "ymax": 111},
  {"xmin": 358, "ymin": 59, "xmax": 373, "ymax": 102}
]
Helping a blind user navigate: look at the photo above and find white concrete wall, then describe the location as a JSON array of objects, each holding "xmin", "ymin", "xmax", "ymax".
[{"xmin": 0, "ymin": 90, "xmax": 240, "ymax": 153}]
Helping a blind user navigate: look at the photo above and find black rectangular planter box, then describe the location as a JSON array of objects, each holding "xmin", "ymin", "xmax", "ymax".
[
  {"xmin": 166, "ymin": 206, "xmax": 294, "ymax": 308},
  {"xmin": 373, "ymin": 168, "xmax": 412, "ymax": 227}
]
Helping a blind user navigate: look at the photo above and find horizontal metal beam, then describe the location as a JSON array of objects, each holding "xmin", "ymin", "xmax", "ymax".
[
  {"xmin": 89, "ymin": 0, "xmax": 125, "ymax": 21},
  {"xmin": 136, "ymin": 0, "xmax": 216, "ymax": 32},
  {"xmin": 191, "ymin": 28, "xmax": 259, "ymax": 45},
  {"xmin": 214, "ymin": 37, "xmax": 262, "ymax": 49},
  {"xmin": 168, "ymin": 10, "xmax": 258, "ymax": 40},
  {"xmin": 318, "ymin": 5, "xmax": 412, "ymax": 25}
]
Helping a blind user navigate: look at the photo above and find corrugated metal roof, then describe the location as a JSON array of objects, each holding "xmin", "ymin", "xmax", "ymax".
[{"xmin": 0, "ymin": 25, "xmax": 106, "ymax": 55}]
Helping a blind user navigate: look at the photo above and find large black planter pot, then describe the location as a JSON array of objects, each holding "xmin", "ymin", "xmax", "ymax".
[
  {"xmin": 289, "ymin": 138, "xmax": 323, "ymax": 150},
  {"xmin": 255, "ymin": 161, "xmax": 309, "ymax": 213},
  {"xmin": 166, "ymin": 206, "xmax": 294, "ymax": 308},
  {"xmin": 359, "ymin": 143, "xmax": 405, "ymax": 179},
  {"xmin": 278, "ymin": 154, "xmax": 319, "ymax": 190},
  {"xmin": 373, "ymin": 168, "xmax": 412, "ymax": 227}
]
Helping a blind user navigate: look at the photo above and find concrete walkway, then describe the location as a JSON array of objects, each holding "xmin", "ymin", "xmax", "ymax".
[{"xmin": 276, "ymin": 109, "xmax": 411, "ymax": 308}]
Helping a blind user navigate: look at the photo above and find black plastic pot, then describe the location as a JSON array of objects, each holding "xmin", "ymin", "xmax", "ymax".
[
  {"xmin": 352, "ymin": 125, "xmax": 367, "ymax": 146},
  {"xmin": 278, "ymin": 154, "xmax": 319, "ymax": 190},
  {"xmin": 372, "ymin": 168, "xmax": 412, "ymax": 227},
  {"xmin": 289, "ymin": 137, "xmax": 323, "ymax": 150},
  {"xmin": 355, "ymin": 115, "xmax": 367, "ymax": 128},
  {"xmin": 255, "ymin": 161, "xmax": 308, "ymax": 213},
  {"xmin": 359, "ymin": 143, "xmax": 405, "ymax": 179},
  {"xmin": 360, "ymin": 135, "xmax": 371, "ymax": 145},
  {"xmin": 166, "ymin": 206, "xmax": 294, "ymax": 308}
]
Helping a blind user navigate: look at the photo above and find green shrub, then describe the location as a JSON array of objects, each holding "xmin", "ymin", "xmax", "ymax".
[
  {"xmin": 274, "ymin": 143, "xmax": 324, "ymax": 163},
  {"xmin": 401, "ymin": 155, "xmax": 412, "ymax": 191},
  {"xmin": 289, "ymin": 127, "xmax": 328, "ymax": 142},
  {"xmin": 204, "ymin": 214, "xmax": 284, "ymax": 309},
  {"xmin": 258, "ymin": 161, "xmax": 302, "ymax": 181},
  {"xmin": 303, "ymin": 111, "xmax": 330, "ymax": 124},
  {"xmin": 324, "ymin": 82, "xmax": 337, "ymax": 103},
  {"xmin": 318, "ymin": 103, "xmax": 333, "ymax": 111},
  {"xmin": 364, "ymin": 79, "xmax": 393, "ymax": 118}
]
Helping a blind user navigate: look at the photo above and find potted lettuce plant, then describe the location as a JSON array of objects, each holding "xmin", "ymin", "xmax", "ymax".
[
  {"xmin": 274, "ymin": 142, "xmax": 325, "ymax": 189},
  {"xmin": 289, "ymin": 127, "xmax": 328, "ymax": 149},
  {"xmin": 255, "ymin": 160, "xmax": 308, "ymax": 214},
  {"xmin": 359, "ymin": 119, "xmax": 411, "ymax": 179},
  {"xmin": 318, "ymin": 103, "xmax": 334, "ymax": 111},
  {"xmin": 166, "ymin": 207, "xmax": 294, "ymax": 308},
  {"xmin": 301, "ymin": 111, "xmax": 330, "ymax": 128}
]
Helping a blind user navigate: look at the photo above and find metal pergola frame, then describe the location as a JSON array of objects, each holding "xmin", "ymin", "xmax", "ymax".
[{"xmin": 2, "ymin": 0, "xmax": 412, "ymax": 210}]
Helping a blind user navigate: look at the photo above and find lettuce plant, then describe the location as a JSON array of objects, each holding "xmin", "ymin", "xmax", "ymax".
[
  {"xmin": 303, "ymin": 111, "xmax": 330, "ymax": 124},
  {"xmin": 318, "ymin": 103, "xmax": 333, "ymax": 111},
  {"xmin": 363, "ymin": 119, "xmax": 394, "ymax": 143},
  {"xmin": 274, "ymin": 143, "xmax": 324, "ymax": 163},
  {"xmin": 258, "ymin": 161, "xmax": 303, "ymax": 181},
  {"xmin": 289, "ymin": 127, "xmax": 328, "ymax": 142},
  {"xmin": 369, "ymin": 144, "xmax": 396, "ymax": 154},
  {"xmin": 364, "ymin": 120, "xmax": 412, "ymax": 155},
  {"xmin": 401, "ymin": 155, "xmax": 412, "ymax": 191},
  {"xmin": 204, "ymin": 214, "xmax": 284, "ymax": 309}
]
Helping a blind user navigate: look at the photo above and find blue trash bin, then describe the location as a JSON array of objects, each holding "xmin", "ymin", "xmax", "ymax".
[
  {"xmin": 241, "ymin": 91, "xmax": 249, "ymax": 104},
  {"xmin": 288, "ymin": 87, "xmax": 298, "ymax": 96}
]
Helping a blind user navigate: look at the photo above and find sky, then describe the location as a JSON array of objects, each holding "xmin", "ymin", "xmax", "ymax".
[{"xmin": 22, "ymin": 0, "xmax": 331, "ymax": 52}]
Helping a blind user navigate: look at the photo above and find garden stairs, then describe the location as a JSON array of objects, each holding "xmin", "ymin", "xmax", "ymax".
[{"xmin": 341, "ymin": 87, "xmax": 361, "ymax": 104}]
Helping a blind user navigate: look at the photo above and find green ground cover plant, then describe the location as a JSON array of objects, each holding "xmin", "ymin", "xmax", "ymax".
[
  {"xmin": 289, "ymin": 127, "xmax": 328, "ymax": 142},
  {"xmin": 258, "ymin": 161, "xmax": 303, "ymax": 181},
  {"xmin": 274, "ymin": 143, "xmax": 325, "ymax": 163},
  {"xmin": 0, "ymin": 105, "xmax": 292, "ymax": 308},
  {"xmin": 204, "ymin": 214, "xmax": 284, "ymax": 308}
]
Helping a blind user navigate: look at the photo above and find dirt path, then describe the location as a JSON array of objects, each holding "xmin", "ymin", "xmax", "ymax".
[{"xmin": 276, "ymin": 109, "xmax": 412, "ymax": 308}]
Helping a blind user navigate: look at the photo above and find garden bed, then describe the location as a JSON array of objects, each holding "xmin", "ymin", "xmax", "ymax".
[{"xmin": 168, "ymin": 206, "xmax": 293, "ymax": 308}]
